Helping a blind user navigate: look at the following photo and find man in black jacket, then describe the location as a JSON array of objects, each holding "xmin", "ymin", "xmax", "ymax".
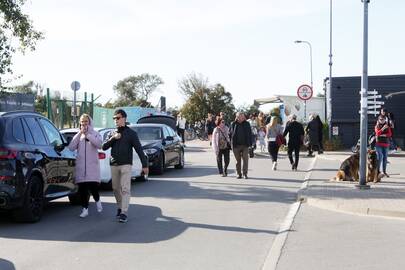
[
  {"xmin": 283, "ymin": 114, "xmax": 305, "ymax": 171},
  {"xmin": 230, "ymin": 112, "xmax": 252, "ymax": 179},
  {"xmin": 102, "ymin": 109, "xmax": 149, "ymax": 223}
]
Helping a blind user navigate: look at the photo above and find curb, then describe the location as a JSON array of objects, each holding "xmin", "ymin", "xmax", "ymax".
[{"xmin": 305, "ymin": 197, "xmax": 405, "ymax": 220}]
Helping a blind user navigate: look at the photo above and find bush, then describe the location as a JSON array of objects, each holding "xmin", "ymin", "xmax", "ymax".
[{"xmin": 323, "ymin": 137, "xmax": 344, "ymax": 151}]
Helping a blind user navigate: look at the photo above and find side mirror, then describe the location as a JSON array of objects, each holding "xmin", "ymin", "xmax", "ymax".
[
  {"xmin": 54, "ymin": 143, "xmax": 65, "ymax": 152},
  {"xmin": 165, "ymin": 136, "xmax": 174, "ymax": 141}
]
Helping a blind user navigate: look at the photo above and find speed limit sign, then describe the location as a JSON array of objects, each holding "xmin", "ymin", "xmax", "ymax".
[{"xmin": 297, "ymin": 84, "xmax": 313, "ymax": 101}]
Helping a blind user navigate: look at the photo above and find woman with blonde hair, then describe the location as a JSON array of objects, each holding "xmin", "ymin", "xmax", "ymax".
[
  {"xmin": 266, "ymin": 116, "xmax": 284, "ymax": 170},
  {"xmin": 68, "ymin": 113, "xmax": 103, "ymax": 218}
]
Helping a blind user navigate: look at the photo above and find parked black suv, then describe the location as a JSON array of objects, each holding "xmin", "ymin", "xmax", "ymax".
[{"xmin": 0, "ymin": 111, "xmax": 76, "ymax": 222}]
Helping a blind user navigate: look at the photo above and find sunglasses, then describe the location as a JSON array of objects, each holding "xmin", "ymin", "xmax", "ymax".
[{"xmin": 113, "ymin": 116, "xmax": 122, "ymax": 120}]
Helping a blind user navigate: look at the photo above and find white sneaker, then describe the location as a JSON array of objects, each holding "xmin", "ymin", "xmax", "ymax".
[
  {"xmin": 79, "ymin": 208, "xmax": 89, "ymax": 218},
  {"xmin": 272, "ymin": 161, "xmax": 277, "ymax": 171},
  {"xmin": 96, "ymin": 200, "xmax": 103, "ymax": 213}
]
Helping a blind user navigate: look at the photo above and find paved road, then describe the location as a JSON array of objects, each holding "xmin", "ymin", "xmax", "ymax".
[
  {"xmin": 277, "ymin": 204, "xmax": 405, "ymax": 270},
  {"xmin": 0, "ymin": 140, "xmax": 312, "ymax": 270}
]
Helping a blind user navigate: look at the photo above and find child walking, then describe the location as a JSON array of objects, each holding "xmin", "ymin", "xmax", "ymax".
[{"xmin": 258, "ymin": 127, "xmax": 266, "ymax": 152}]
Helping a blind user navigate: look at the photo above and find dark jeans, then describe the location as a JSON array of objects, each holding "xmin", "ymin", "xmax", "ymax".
[
  {"xmin": 78, "ymin": 182, "xmax": 100, "ymax": 209},
  {"xmin": 216, "ymin": 149, "xmax": 230, "ymax": 174},
  {"xmin": 177, "ymin": 128, "xmax": 185, "ymax": 143},
  {"xmin": 288, "ymin": 145, "xmax": 300, "ymax": 168},
  {"xmin": 268, "ymin": 141, "xmax": 280, "ymax": 162},
  {"xmin": 308, "ymin": 143, "xmax": 320, "ymax": 155}
]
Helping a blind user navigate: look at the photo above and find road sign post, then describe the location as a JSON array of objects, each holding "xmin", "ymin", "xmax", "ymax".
[
  {"xmin": 71, "ymin": 81, "xmax": 81, "ymax": 128},
  {"xmin": 297, "ymin": 84, "xmax": 313, "ymax": 122},
  {"xmin": 357, "ymin": 0, "xmax": 370, "ymax": 190}
]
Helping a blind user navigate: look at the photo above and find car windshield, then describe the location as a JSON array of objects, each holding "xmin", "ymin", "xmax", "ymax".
[{"xmin": 132, "ymin": 126, "xmax": 162, "ymax": 140}]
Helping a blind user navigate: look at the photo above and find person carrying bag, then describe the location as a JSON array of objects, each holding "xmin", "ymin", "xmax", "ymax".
[{"xmin": 212, "ymin": 118, "xmax": 231, "ymax": 177}]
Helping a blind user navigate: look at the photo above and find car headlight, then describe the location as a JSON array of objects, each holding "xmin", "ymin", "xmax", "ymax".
[{"xmin": 143, "ymin": 148, "xmax": 158, "ymax": 155}]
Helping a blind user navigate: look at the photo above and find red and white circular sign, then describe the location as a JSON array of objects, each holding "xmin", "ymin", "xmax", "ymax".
[{"xmin": 297, "ymin": 84, "xmax": 313, "ymax": 101}]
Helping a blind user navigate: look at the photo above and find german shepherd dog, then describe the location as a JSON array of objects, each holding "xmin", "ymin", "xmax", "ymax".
[
  {"xmin": 332, "ymin": 152, "xmax": 359, "ymax": 181},
  {"xmin": 366, "ymin": 149, "xmax": 380, "ymax": 183}
]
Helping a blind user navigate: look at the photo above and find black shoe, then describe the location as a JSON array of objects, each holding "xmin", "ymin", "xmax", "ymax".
[
  {"xmin": 237, "ymin": 175, "xmax": 242, "ymax": 179},
  {"xmin": 243, "ymin": 175, "xmax": 248, "ymax": 179},
  {"xmin": 119, "ymin": 213, "xmax": 128, "ymax": 223},
  {"xmin": 116, "ymin": 209, "xmax": 122, "ymax": 219},
  {"xmin": 222, "ymin": 173, "xmax": 227, "ymax": 177}
]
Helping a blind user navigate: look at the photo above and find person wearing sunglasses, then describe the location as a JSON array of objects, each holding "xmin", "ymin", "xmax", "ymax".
[{"xmin": 102, "ymin": 109, "xmax": 149, "ymax": 223}]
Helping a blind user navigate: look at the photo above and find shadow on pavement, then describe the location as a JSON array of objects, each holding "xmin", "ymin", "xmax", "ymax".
[
  {"xmin": 0, "ymin": 202, "xmax": 277, "ymax": 243},
  {"xmin": 158, "ymin": 165, "xmax": 221, "ymax": 178},
  {"xmin": 100, "ymin": 178, "xmax": 298, "ymax": 204},
  {"xmin": 0, "ymin": 259, "xmax": 15, "ymax": 270}
]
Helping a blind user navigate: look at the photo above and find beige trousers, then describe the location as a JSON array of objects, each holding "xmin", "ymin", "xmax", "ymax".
[{"xmin": 111, "ymin": 165, "xmax": 132, "ymax": 214}]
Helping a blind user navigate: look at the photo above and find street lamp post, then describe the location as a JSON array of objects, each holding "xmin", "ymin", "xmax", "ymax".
[
  {"xmin": 327, "ymin": 0, "xmax": 333, "ymax": 140},
  {"xmin": 295, "ymin": 40, "xmax": 313, "ymax": 122}
]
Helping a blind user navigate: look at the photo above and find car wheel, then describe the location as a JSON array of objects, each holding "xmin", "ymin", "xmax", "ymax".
[
  {"xmin": 68, "ymin": 192, "xmax": 82, "ymax": 205},
  {"xmin": 13, "ymin": 175, "xmax": 44, "ymax": 223},
  {"xmin": 100, "ymin": 180, "xmax": 113, "ymax": 190},
  {"xmin": 153, "ymin": 152, "xmax": 165, "ymax": 175},
  {"xmin": 174, "ymin": 150, "xmax": 184, "ymax": 169},
  {"xmin": 135, "ymin": 173, "xmax": 149, "ymax": 182}
]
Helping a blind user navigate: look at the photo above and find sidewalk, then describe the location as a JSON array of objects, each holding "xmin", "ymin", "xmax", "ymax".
[{"xmin": 298, "ymin": 151, "xmax": 405, "ymax": 219}]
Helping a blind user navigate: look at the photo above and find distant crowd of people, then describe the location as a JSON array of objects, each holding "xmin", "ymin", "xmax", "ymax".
[{"xmin": 179, "ymin": 107, "xmax": 398, "ymax": 179}]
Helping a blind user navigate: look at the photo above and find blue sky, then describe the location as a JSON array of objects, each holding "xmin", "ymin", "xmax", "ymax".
[{"xmin": 8, "ymin": 0, "xmax": 405, "ymax": 109}]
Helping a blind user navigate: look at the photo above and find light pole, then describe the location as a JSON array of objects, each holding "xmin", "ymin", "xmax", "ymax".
[
  {"xmin": 295, "ymin": 40, "xmax": 313, "ymax": 122},
  {"xmin": 295, "ymin": 40, "xmax": 313, "ymax": 90},
  {"xmin": 327, "ymin": 0, "xmax": 333, "ymax": 140}
]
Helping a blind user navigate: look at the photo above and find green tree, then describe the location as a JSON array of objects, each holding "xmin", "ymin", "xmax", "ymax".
[
  {"xmin": 235, "ymin": 103, "xmax": 259, "ymax": 117},
  {"xmin": 113, "ymin": 73, "xmax": 163, "ymax": 107},
  {"xmin": 0, "ymin": 0, "xmax": 43, "ymax": 78},
  {"xmin": 178, "ymin": 72, "xmax": 208, "ymax": 98},
  {"xmin": 179, "ymin": 74, "xmax": 235, "ymax": 124}
]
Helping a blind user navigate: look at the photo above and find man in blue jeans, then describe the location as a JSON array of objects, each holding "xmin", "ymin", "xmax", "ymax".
[{"xmin": 102, "ymin": 109, "xmax": 149, "ymax": 223}]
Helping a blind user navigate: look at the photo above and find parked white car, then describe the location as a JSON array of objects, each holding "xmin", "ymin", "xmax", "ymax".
[{"xmin": 60, "ymin": 128, "xmax": 147, "ymax": 189}]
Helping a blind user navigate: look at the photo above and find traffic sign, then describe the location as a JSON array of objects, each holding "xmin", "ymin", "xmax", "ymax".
[
  {"xmin": 368, "ymin": 105, "xmax": 382, "ymax": 110},
  {"xmin": 71, "ymin": 81, "xmax": 81, "ymax": 92},
  {"xmin": 367, "ymin": 101, "xmax": 384, "ymax": 105},
  {"xmin": 297, "ymin": 84, "xmax": 313, "ymax": 101}
]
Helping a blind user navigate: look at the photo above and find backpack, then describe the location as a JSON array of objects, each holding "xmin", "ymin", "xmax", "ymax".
[{"xmin": 218, "ymin": 129, "xmax": 229, "ymax": 150}]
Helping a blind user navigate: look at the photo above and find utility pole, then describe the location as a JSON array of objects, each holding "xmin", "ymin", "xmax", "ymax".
[
  {"xmin": 327, "ymin": 0, "xmax": 333, "ymax": 139},
  {"xmin": 357, "ymin": 0, "xmax": 370, "ymax": 189}
]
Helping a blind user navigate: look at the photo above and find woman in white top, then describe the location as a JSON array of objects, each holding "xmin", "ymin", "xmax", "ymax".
[{"xmin": 266, "ymin": 117, "xmax": 284, "ymax": 170}]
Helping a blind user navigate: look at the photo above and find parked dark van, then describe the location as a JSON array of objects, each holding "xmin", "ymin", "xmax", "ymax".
[{"xmin": 0, "ymin": 111, "xmax": 76, "ymax": 222}]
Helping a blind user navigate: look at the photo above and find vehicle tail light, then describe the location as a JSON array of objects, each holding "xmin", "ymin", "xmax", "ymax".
[
  {"xmin": 0, "ymin": 148, "xmax": 17, "ymax": 159},
  {"xmin": 0, "ymin": 175, "xmax": 13, "ymax": 181},
  {"xmin": 98, "ymin": 152, "xmax": 106, "ymax": 159}
]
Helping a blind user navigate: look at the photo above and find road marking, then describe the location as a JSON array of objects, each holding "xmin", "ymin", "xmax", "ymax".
[
  {"xmin": 261, "ymin": 156, "xmax": 318, "ymax": 270},
  {"xmin": 261, "ymin": 201, "xmax": 301, "ymax": 270}
]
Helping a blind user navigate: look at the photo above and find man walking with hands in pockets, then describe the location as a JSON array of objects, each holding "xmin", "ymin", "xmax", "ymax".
[{"xmin": 102, "ymin": 109, "xmax": 149, "ymax": 223}]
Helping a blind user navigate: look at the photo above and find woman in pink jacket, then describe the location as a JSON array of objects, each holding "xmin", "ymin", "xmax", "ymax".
[
  {"xmin": 68, "ymin": 114, "xmax": 103, "ymax": 218},
  {"xmin": 212, "ymin": 118, "xmax": 231, "ymax": 177}
]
